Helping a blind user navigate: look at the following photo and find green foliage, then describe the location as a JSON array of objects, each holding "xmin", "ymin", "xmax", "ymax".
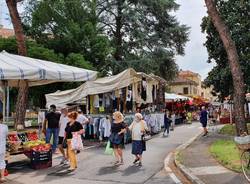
[
  {"xmin": 210, "ymin": 139, "xmax": 241, "ymax": 172},
  {"xmin": 219, "ymin": 124, "xmax": 250, "ymax": 136},
  {"xmin": 23, "ymin": 0, "xmax": 111, "ymax": 73},
  {"xmin": 202, "ymin": 0, "xmax": 250, "ymax": 100},
  {"xmin": 0, "ymin": 37, "xmax": 93, "ymax": 108},
  {"xmin": 23, "ymin": 0, "xmax": 189, "ymax": 80}
]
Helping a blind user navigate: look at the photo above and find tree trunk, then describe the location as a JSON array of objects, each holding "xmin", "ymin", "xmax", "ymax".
[
  {"xmin": 6, "ymin": 0, "xmax": 29, "ymax": 130},
  {"xmin": 114, "ymin": 0, "xmax": 124, "ymax": 63},
  {"xmin": 204, "ymin": 0, "xmax": 247, "ymax": 135}
]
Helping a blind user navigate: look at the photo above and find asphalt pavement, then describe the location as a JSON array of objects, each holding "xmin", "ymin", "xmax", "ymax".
[{"xmin": 5, "ymin": 122, "xmax": 201, "ymax": 184}]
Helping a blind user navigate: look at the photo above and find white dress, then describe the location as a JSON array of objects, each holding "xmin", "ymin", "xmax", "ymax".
[{"xmin": 0, "ymin": 124, "xmax": 8, "ymax": 169}]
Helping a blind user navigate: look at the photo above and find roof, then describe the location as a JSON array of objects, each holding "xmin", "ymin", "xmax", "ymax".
[
  {"xmin": 45, "ymin": 68, "xmax": 142, "ymax": 107},
  {"xmin": 0, "ymin": 28, "xmax": 15, "ymax": 38},
  {"xmin": 170, "ymin": 76, "xmax": 198, "ymax": 86},
  {"xmin": 179, "ymin": 70, "xmax": 200, "ymax": 78},
  {"xmin": 0, "ymin": 51, "xmax": 97, "ymax": 87}
]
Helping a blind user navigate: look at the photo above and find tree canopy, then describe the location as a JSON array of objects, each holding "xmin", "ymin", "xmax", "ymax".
[
  {"xmin": 23, "ymin": 0, "xmax": 189, "ymax": 79},
  {"xmin": 202, "ymin": 0, "xmax": 250, "ymax": 100}
]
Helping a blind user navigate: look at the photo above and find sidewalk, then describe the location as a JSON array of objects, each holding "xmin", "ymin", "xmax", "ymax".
[{"xmin": 179, "ymin": 133, "xmax": 248, "ymax": 184}]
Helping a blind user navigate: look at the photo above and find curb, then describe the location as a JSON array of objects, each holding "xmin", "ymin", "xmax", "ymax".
[{"xmin": 173, "ymin": 132, "xmax": 206, "ymax": 184}]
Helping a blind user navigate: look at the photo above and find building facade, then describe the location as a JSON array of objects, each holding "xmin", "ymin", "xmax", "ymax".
[{"xmin": 170, "ymin": 70, "xmax": 215, "ymax": 102}]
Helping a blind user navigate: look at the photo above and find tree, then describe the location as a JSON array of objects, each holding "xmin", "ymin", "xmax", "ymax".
[
  {"xmin": 6, "ymin": 0, "xmax": 29, "ymax": 130},
  {"xmin": 24, "ymin": 0, "xmax": 189, "ymax": 79},
  {"xmin": 23, "ymin": 0, "xmax": 111, "ymax": 74},
  {"xmin": 97, "ymin": 0, "xmax": 189, "ymax": 75},
  {"xmin": 201, "ymin": 1, "xmax": 250, "ymax": 100},
  {"xmin": 204, "ymin": 0, "xmax": 247, "ymax": 135}
]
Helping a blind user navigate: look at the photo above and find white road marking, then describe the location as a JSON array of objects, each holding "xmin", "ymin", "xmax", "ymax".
[
  {"xmin": 164, "ymin": 152, "xmax": 183, "ymax": 184},
  {"xmin": 190, "ymin": 166, "xmax": 231, "ymax": 175},
  {"xmin": 169, "ymin": 173, "xmax": 182, "ymax": 184}
]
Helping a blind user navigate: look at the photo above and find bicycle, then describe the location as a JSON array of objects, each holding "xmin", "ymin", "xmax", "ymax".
[{"xmin": 238, "ymin": 143, "xmax": 250, "ymax": 182}]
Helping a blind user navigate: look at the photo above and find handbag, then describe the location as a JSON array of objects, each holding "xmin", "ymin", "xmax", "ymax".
[
  {"xmin": 109, "ymin": 133, "xmax": 122, "ymax": 145},
  {"xmin": 62, "ymin": 139, "xmax": 67, "ymax": 149},
  {"xmin": 71, "ymin": 133, "xmax": 84, "ymax": 151}
]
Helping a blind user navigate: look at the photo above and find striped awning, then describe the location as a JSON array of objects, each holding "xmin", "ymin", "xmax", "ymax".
[{"xmin": 0, "ymin": 51, "xmax": 97, "ymax": 86}]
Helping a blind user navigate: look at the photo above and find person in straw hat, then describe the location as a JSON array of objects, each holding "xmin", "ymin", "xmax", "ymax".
[{"xmin": 109, "ymin": 111, "xmax": 127, "ymax": 165}]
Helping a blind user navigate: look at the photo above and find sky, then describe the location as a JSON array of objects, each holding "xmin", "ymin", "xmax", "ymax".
[
  {"xmin": 174, "ymin": 0, "xmax": 215, "ymax": 80},
  {"xmin": 0, "ymin": 0, "xmax": 214, "ymax": 80}
]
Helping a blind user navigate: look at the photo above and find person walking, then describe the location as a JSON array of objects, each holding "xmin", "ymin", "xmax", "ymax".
[
  {"xmin": 129, "ymin": 113, "xmax": 148, "ymax": 166},
  {"xmin": 110, "ymin": 111, "xmax": 126, "ymax": 165},
  {"xmin": 163, "ymin": 110, "xmax": 171, "ymax": 137},
  {"xmin": 58, "ymin": 108, "xmax": 69, "ymax": 164},
  {"xmin": 43, "ymin": 104, "xmax": 61, "ymax": 153},
  {"xmin": 200, "ymin": 106, "xmax": 208, "ymax": 136},
  {"xmin": 65, "ymin": 112, "xmax": 84, "ymax": 171},
  {"xmin": 170, "ymin": 111, "xmax": 175, "ymax": 130},
  {"xmin": 0, "ymin": 113, "xmax": 8, "ymax": 183}
]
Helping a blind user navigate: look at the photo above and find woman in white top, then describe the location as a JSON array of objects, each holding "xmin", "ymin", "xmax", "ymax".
[
  {"xmin": 0, "ymin": 113, "xmax": 8, "ymax": 182},
  {"xmin": 58, "ymin": 108, "xmax": 69, "ymax": 164},
  {"xmin": 129, "ymin": 113, "xmax": 148, "ymax": 166}
]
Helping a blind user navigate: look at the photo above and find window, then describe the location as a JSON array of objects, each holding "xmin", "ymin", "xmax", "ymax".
[
  {"xmin": 183, "ymin": 87, "xmax": 189, "ymax": 95},
  {"xmin": 193, "ymin": 87, "xmax": 197, "ymax": 95}
]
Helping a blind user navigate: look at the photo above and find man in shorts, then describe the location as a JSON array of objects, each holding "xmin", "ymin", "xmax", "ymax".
[{"xmin": 200, "ymin": 106, "xmax": 208, "ymax": 136}]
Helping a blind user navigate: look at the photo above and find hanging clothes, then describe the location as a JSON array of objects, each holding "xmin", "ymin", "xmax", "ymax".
[
  {"xmin": 141, "ymin": 78, "xmax": 147, "ymax": 102},
  {"xmin": 147, "ymin": 83, "xmax": 153, "ymax": 103},
  {"xmin": 93, "ymin": 95, "xmax": 100, "ymax": 108}
]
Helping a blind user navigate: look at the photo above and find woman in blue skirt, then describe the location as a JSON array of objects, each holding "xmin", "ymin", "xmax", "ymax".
[{"xmin": 129, "ymin": 113, "xmax": 148, "ymax": 166}]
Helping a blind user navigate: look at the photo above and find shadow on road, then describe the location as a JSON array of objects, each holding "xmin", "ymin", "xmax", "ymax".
[
  {"xmin": 122, "ymin": 165, "xmax": 145, "ymax": 176},
  {"xmin": 97, "ymin": 165, "xmax": 120, "ymax": 175}
]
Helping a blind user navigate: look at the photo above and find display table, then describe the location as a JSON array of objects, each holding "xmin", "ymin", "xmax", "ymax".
[{"xmin": 7, "ymin": 131, "xmax": 52, "ymax": 170}]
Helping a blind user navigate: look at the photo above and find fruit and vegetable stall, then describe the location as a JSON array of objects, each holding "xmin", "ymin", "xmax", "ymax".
[{"xmin": 7, "ymin": 130, "xmax": 52, "ymax": 170}]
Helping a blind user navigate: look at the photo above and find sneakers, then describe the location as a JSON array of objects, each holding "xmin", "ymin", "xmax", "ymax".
[
  {"xmin": 202, "ymin": 132, "xmax": 208, "ymax": 137},
  {"xmin": 138, "ymin": 162, "xmax": 142, "ymax": 167},
  {"xmin": 60, "ymin": 158, "xmax": 69, "ymax": 165},
  {"xmin": 133, "ymin": 158, "xmax": 139, "ymax": 164}
]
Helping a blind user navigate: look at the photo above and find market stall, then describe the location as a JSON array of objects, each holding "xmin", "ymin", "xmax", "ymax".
[
  {"xmin": 46, "ymin": 68, "xmax": 166, "ymax": 142},
  {"xmin": 0, "ymin": 50, "xmax": 97, "ymax": 169},
  {"xmin": 7, "ymin": 130, "xmax": 52, "ymax": 169},
  {"xmin": 46, "ymin": 68, "xmax": 165, "ymax": 114}
]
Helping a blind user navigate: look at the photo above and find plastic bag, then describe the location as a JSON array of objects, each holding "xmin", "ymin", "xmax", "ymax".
[
  {"xmin": 105, "ymin": 141, "xmax": 114, "ymax": 155},
  {"xmin": 71, "ymin": 133, "xmax": 84, "ymax": 151}
]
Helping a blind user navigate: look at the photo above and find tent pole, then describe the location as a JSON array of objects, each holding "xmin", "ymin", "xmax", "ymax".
[
  {"xmin": 6, "ymin": 86, "xmax": 10, "ymax": 121},
  {"xmin": 2, "ymin": 84, "xmax": 6, "ymax": 122}
]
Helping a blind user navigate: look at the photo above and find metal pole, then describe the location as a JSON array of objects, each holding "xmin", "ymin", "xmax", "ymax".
[{"xmin": 6, "ymin": 86, "xmax": 9, "ymax": 121}]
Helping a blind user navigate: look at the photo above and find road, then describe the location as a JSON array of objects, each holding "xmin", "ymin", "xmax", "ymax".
[{"xmin": 6, "ymin": 123, "xmax": 201, "ymax": 184}]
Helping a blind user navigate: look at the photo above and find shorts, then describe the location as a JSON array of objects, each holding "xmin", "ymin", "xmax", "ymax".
[
  {"xmin": 58, "ymin": 136, "xmax": 64, "ymax": 145},
  {"xmin": 201, "ymin": 121, "xmax": 207, "ymax": 128}
]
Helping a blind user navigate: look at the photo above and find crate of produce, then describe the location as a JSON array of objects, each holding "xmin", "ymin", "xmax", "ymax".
[
  {"xmin": 31, "ymin": 150, "xmax": 52, "ymax": 162},
  {"xmin": 31, "ymin": 144, "xmax": 52, "ymax": 161}
]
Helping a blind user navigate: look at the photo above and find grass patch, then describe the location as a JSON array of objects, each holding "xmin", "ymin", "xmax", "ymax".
[
  {"xmin": 210, "ymin": 139, "xmax": 241, "ymax": 172},
  {"xmin": 219, "ymin": 124, "xmax": 250, "ymax": 136}
]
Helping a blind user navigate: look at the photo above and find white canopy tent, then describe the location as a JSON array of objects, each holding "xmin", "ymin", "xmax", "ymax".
[
  {"xmin": 0, "ymin": 51, "xmax": 97, "ymax": 87},
  {"xmin": 165, "ymin": 93, "xmax": 191, "ymax": 101},
  {"xmin": 0, "ymin": 50, "xmax": 98, "ymax": 119},
  {"xmin": 45, "ymin": 68, "xmax": 145, "ymax": 108}
]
